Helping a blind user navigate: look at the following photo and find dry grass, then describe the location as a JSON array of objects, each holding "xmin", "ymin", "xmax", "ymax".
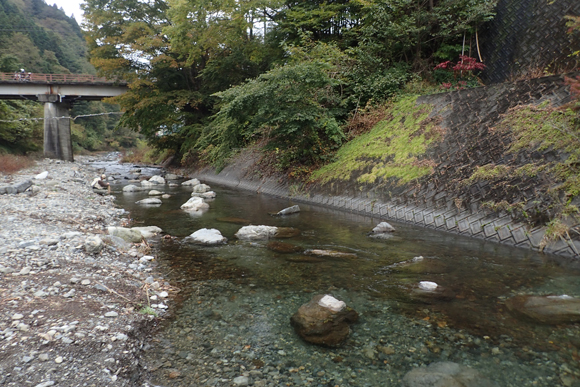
[
  {"xmin": 0, "ymin": 154, "xmax": 34, "ymax": 175},
  {"xmin": 343, "ymin": 105, "xmax": 389, "ymax": 139}
]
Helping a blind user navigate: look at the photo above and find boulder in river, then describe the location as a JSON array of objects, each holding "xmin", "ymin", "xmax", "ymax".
[
  {"xmin": 409, "ymin": 281, "xmax": 455, "ymax": 303},
  {"xmin": 107, "ymin": 226, "xmax": 142, "ymax": 243},
  {"xmin": 132, "ymin": 226, "xmax": 163, "ymax": 239},
  {"xmin": 217, "ymin": 217, "xmax": 251, "ymax": 225},
  {"xmin": 266, "ymin": 241, "xmax": 304, "ymax": 254},
  {"xmin": 304, "ymin": 249, "xmax": 357, "ymax": 259},
  {"xmin": 235, "ymin": 225, "xmax": 278, "ymax": 240},
  {"xmin": 191, "ymin": 191, "xmax": 216, "ymax": 199},
  {"xmin": 122, "ymin": 184, "xmax": 143, "ymax": 192},
  {"xmin": 274, "ymin": 227, "xmax": 301, "ymax": 238},
  {"xmin": 402, "ymin": 362, "xmax": 497, "ymax": 387},
  {"xmin": 149, "ymin": 175, "xmax": 166, "ymax": 185},
  {"xmin": 187, "ymin": 228, "xmax": 227, "ymax": 245},
  {"xmin": 141, "ymin": 180, "xmax": 156, "ymax": 188},
  {"xmin": 271, "ymin": 205, "xmax": 300, "ymax": 216},
  {"xmin": 180, "ymin": 197, "xmax": 210, "ymax": 211},
  {"xmin": 290, "ymin": 294, "xmax": 358, "ymax": 347},
  {"xmin": 182, "ymin": 178, "xmax": 200, "ymax": 186},
  {"xmin": 505, "ymin": 295, "xmax": 580, "ymax": 325},
  {"xmin": 165, "ymin": 173, "xmax": 181, "ymax": 180},
  {"xmin": 369, "ymin": 221, "xmax": 396, "ymax": 239},
  {"xmin": 192, "ymin": 183, "xmax": 211, "ymax": 193},
  {"xmin": 148, "ymin": 190, "xmax": 164, "ymax": 196},
  {"xmin": 136, "ymin": 198, "xmax": 162, "ymax": 205}
]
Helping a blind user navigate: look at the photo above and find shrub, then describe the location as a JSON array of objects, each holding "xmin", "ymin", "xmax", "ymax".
[{"xmin": 0, "ymin": 154, "xmax": 34, "ymax": 174}]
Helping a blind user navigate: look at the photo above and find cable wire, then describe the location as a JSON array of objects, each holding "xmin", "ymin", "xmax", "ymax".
[{"xmin": 0, "ymin": 111, "xmax": 124, "ymax": 123}]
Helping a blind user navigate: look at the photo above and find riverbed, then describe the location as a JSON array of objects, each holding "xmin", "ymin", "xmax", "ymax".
[{"xmin": 104, "ymin": 163, "xmax": 580, "ymax": 387}]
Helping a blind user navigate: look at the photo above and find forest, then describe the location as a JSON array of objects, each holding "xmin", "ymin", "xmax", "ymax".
[{"xmin": 82, "ymin": 0, "xmax": 502, "ymax": 171}]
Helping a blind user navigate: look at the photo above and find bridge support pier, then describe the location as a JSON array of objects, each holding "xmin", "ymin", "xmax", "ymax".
[{"xmin": 38, "ymin": 95, "xmax": 73, "ymax": 162}]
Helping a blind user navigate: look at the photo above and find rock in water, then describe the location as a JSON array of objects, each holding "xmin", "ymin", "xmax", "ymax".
[
  {"xmin": 187, "ymin": 228, "xmax": 227, "ymax": 245},
  {"xmin": 290, "ymin": 294, "xmax": 358, "ymax": 347},
  {"xmin": 192, "ymin": 183, "xmax": 211, "ymax": 193},
  {"xmin": 148, "ymin": 175, "xmax": 166, "ymax": 185},
  {"xmin": 410, "ymin": 281, "xmax": 455, "ymax": 303},
  {"xmin": 266, "ymin": 241, "xmax": 304, "ymax": 254},
  {"xmin": 136, "ymin": 198, "xmax": 162, "ymax": 205},
  {"xmin": 148, "ymin": 190, "xmax": 163, "ymax": 196},
  {"xmin": 402, "ymin": 362, "xmax": 497, "ymax": 387},
  {"xmin": 107, "ymin": 227, "xmax": 143, "ymax": 243},
  {"xmin": 165, "ymin": 173, "xmax": 181, "ymax": 180},
  {"xmin": 131, "ymin": 226, "xmax": 163, "ymax": 239},
  {"xmin": 371, "ymin": 221, "xmax": 395, "ymax": 234},
  {"xmin": 84, "ymin": 236, "xmax": 103, "ymax": 254},
  {"xmin": 122, "ymin": 184, "xmax": 142, "ymax": 192},
  {"xmin": 182, "ymin": 178, "xmax": 200, "ymax": 186},
  {"xmin": 180, "ymin": 197, "xmax": 210, "ymax": 211},
  {"xmin": 274, "ymin": 227, "xmax": 301, "ymax": 238},
  {"xmin": 303, "ymin": 249, "xmax": 357, "ymax": 259},
  {"xmin": 235, "ymin": 225, "xmax": 278, "ymax": 240},
  {"xmin": 272, "ymin": 205, "xmax": 300, "ymax": 216},
  {"xmin": 505, "ymin": 295, "xmax": 580, "ymax": 325}
]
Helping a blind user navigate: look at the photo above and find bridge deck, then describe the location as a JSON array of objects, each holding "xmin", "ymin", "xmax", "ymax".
[{"xmin": 0, "ymin": 72, "xmax": 125, "ymax": 85}]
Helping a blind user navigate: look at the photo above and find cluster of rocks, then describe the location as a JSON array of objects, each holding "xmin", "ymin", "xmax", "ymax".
[{"xmin": 0, "ymin": 157, "xmax": 172, "ymax": 387}]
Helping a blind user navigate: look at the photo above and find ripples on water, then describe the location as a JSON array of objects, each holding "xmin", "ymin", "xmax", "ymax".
[{"xmin": 107, "ymin": 171, "xmax": 580, "ymax": 387}]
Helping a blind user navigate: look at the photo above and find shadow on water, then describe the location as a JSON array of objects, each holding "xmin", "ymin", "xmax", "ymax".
[{"xmin": 103, "ymin": 166, "xmax": 580, "ymax": 386}]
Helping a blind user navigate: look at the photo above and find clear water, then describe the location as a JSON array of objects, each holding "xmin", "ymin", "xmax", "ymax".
[{"xmin": 106, "ymin": 169, "xmax": 580, "ymax": 387}]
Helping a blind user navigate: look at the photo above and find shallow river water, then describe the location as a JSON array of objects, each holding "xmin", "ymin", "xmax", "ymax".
[{"xmin": 101, "ymin": 163, "xmax": 580, "ymax": 387}]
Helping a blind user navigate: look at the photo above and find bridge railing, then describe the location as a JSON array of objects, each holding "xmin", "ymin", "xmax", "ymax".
[{"xmin": 0, "ymin": 72, "xmax": 121, "ymax": 84}]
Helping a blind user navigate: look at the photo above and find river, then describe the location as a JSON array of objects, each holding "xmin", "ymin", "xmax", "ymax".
[{"xmin": 96, "ymin": 160, "xmax": 580, "ymax": 387}]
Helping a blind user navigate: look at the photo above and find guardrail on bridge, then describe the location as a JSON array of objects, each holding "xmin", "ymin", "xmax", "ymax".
[{"xmin": 0, "ymin": 72, "xmax": 121, "ymax": 84}]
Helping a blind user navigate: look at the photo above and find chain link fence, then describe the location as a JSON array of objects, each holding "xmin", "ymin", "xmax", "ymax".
[{"xmin": 480, "ymin": 0, "xmax": 580, "ymax": 84}]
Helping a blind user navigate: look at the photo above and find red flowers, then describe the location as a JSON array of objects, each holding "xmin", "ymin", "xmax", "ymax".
[{"xmin": 435, "ymin": 55, "xmax": 486, "ymax": 73}]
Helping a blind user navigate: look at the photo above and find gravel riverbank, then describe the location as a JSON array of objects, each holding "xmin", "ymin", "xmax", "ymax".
[{"xmin": 0, "ymin": 155, "xmax": 169, "ymax": 387}]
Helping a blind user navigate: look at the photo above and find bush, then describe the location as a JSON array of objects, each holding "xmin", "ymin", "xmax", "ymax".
[{"xmin": 0, "ymin": 154, "xmax": 34, "ymax": 174}]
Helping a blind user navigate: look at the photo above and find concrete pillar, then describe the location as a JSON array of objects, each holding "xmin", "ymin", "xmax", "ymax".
[{"xmin": 38, "ymin": 95, "xmax": 73, "ymax": 162}]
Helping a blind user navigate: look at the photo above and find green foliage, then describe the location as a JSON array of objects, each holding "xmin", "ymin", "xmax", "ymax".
[
  {"xmin": 0, "ymin": 100, "xmax": 42, "ymax": 154},
  {"xmin": 312, "ymin": 96, "xmax": 440, "ymax": 185},
  {"xmin": 198, "ymin": 42, "xmax": 347, "ymax": 169}
]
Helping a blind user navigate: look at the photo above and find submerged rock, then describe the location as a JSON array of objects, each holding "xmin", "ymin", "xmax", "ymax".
[
  {"xmin": 132, "ymin": 226, "xmax": 163, "ymax": 239},
  {"xmin": 182, "ymin": 178, "xmax": 200, "ymax": 186},
  {"xmin": 235, "ymin": 225, "xmax": 278, "ymax": 240},
  {"xmin": 409, "ymin": 281, "xmax": 455, "ymax": 303},
  {"xmin": 274, "ymin": 227, "xmax": 301, "ymax": 238},
  {"xmin": 187, "ymin": 228, "xmax": 227, "ymax": 245},
  {"xmin": 148, "ymin": 190, "xmax": 164, "ymax": 196},
  {"xmin": 136, "ymin": 198, "xmax": 162, "ymax": 205},
  {"xmin": 107, "ymin": 226, "xmax": 142, "ymax": 243},
  {"xmin": 217, "ymin": 217, "xmax": 250, "ymax": 225},
  {"xmin": 271, "ymin": 205, "xmax": 301, "ymax": 216},
  {"xmin": 290, "ymin": 294, "xmax": 358, "ymax": 347},
  {"xmin": 267, "ymin": 241, "xmax": 304, "ymax": 254},
  {"xmin": 122, "ymin": 184, "xmax": 143, "ymax": 192},
  {"xmin": 505, "ymin": 295, "xmax": 580, "ymax": 325},
  {"xmin": 402, "ymin": 361, "xmax": 497, "ymax": 387},
  {"xmin": 148, "ymin": 175, "xmax": 166, "ymax": 185},
  {"xmin": 180, "ymin": 197, "xmax": 210, "ymax": 211},
  {"xmin": 304, "ymin": 249, "xmax": 357, "ymax": 259}
]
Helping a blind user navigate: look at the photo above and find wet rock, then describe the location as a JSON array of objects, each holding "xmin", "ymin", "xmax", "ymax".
[
  {"xmin": 132, "ymin": 226, "xmax": 163, "ymax": 239},
  {"xmin": 122, "ymin": 184, "xmax": 143, "ymax": 192},
  {"xmin": 136, "ymin": 198, "xmax": 162, "ymax": 205},
  {"xmin": 371, "ymin": 221, "xmax": 396, "ymax": 233},
  {"xmin": 271, "ymin": 205, "xmax": 301, "ymax": 216},
  {"xmin": 285, "ymin": 256, "xmax": 324, "ymax": 263},
  {"xmin": 165, "ymin": 173, "xmax": 181, "ymax": 180},
  {"xmin": 149, "ymin": 175, "xmax": 166, "ymax": 185},
  {"xmin": 217, "ymin": 217, "xmax": 250, "ymax": 225},
  {"xmin": 505, "ymin": 295, "xmax": 580, "ymax": 325},
  {"xmin": 84, "ymin": 236, "xmax": 103, "ymax": 255},
  {"xmin": 409, "ymin": 281, "xmax": 455, "ymax": 303},
  {"xmin": 148, "ymin": 190, "xmax": 164, "ymax": 196},
  {"xmin": 235, "ymin": 225, "xmax": 278, "ymax": 240},
  {"xmin": 187, "ymin": 228, "xmax": 227, "ymax": 245},
  {"xmin": 181, "ymin": 197, "xmax": 210, "ymax": 211},
  {"xmin": 401, "ymin": 361, "xmax": 497, "ymax": 387},
  {"xmin": 290, "ymin": 294, "xmax": 358, "ymax": 347},
  {"xmin": 266, "ymin": 241, "xmax": 304, "ymax": 254},
  {"xmin": 140, "ymin": 180, "xmax": 156, "ymax": 188},
  {"xmin": 274, "ymin": 227, "xmax": 301, "ymax": 238},
  {"xmin": 107, "ymin": 226, "xmax": 142, "ymax": 243},
  {"xmin": 192, "ymin": 184, "xmax": 211, "ymax": 193},
  {"xmin": 303, "ymin": 249, "xmax": 357, "ymax": 259},
  {"xmin": 394, "ymin": 257, "xmax": 450, "ymax": 275},
  {"xmin": 191, "ymin": 191, "xmax": 216, "ymax": 199},
  {"xmin": 182, "ymin": 178, "xmax": 200, "ymax": 186}
]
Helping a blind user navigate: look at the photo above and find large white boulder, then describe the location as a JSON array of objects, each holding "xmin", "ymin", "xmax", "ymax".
[
  {"xmin": 123, "ymin": 184, "xmax": 142, "ymax": 192},
  {"xmin": 187, "ymin": 228, "xmax": 227, "ymax": 245},
  {"xmin": 107, "ymin": 227, "xmax": 142, "ymax": 243},
  {"xmin": 192, "ymin": 184, "xmax": 211, "ymax": 193},
  {"xmin": 235, "ymin": 225, "xmax": 278, "ymax": 240},
  {"xmin": 182, "ymin": 178, "xmax": 200, "ymax": 186},
  {"xmin": 149, "ymin": 175, "xmax": 166, "ymax": 185},
  {"xmin": 372, "ymin": 221, "xmax": 396, "ymax": 233},
  {"xmin": 180, "ymin": 197, "xmax": 210, "ymax": 211},
  {"xmin": 191, "ymin": 191, "xmax": 216, "ymax": 199},
  {"xmin": 141, "ymin": 180, "xmax": 156, "ymax": 187}
]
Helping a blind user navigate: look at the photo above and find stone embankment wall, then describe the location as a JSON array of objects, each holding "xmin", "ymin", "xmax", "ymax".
[{"xmin": 195, "ymin": 75, "xmax": 580, "ymax": 259}]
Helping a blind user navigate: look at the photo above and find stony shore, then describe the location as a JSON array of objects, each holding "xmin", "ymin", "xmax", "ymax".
[{"xmin": 0, "ymin": 156, "xmax": 169, "ymax": 387}]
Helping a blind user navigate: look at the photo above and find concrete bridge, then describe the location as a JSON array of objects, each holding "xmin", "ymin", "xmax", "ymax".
[{"xmin": 0, "ymin": 73, "xmax": 127, "ymax": 161}]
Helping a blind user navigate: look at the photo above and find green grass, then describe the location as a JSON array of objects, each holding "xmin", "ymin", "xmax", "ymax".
[{"xmin": 312, "ymin": 96, "xmax": 441, "ymax": 185}]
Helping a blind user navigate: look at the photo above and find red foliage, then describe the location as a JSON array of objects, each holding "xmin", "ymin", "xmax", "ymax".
[
  {"xmin": 434, "ymin": 56, "xmax": 485, "ymax": 77},
  {"xmin": 565, "ymin": 75, "xmax": 580, "ymax": 98}
]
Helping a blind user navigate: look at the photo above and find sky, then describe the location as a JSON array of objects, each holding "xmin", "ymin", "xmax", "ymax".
[{"xmin": 46, "ymin": 0, "xmax": 85, "ymax": 24}]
